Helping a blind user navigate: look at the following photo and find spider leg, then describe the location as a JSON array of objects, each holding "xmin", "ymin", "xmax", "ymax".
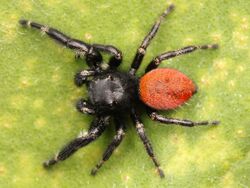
[
  {"xmin": 91, "ymin": 117, "xmax": 125, "ymax": 175},
  {"xmin": 147, "ymin": 108, "xmax": 220, "ymax": 127},
  {"xmin": 131, "ymin": 108, "xmax": 165, "ymax": 178},
  {"xmin": 43, "ymin": 116, "xmax": 110, "ymax": 168},
  {"xmin": 145, "ymin": 44, "xmax": 218, "ymax": 72},
  {"xmin": 92, "ymin": 44, "xmax": 123, "ymax": 69},
  {"xmin": 74, "ymin": 69, "xmax": 98, "ymax": 87},
  {"xmin": 19, "ymin": 19, "xmax": 102, "ymax": 68},
  {"xmin": 129, "ymin": 4, "xmax": 174, "ymax": 75},
  {"xmin": 76, "ymin": 99, "xmax": 95, "ymax": 115}
]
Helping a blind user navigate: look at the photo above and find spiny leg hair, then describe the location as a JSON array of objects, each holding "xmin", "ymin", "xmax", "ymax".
[
  {"xmin": 91, "ymin": 117, "xmax": 125, "ymax": 175},
  {"xmin": 43, "ymin": 116, "xmax": 110, "ymax": 168},
  {"xmin": 129, "ymin": 4, "xmax": 174, "ymax": 75},
  {"xmin": 131, "ymin": 108, "xmax": 165, "ymax": 178},
  {"xmin": 145, "ymin": 44, "xmax": 218, "ymax": 72}
]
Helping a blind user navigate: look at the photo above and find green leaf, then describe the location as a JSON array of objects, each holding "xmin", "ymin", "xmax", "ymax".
[{"xmin": 0, "ymin": 0, "xmax": 249, "ymax": 187}]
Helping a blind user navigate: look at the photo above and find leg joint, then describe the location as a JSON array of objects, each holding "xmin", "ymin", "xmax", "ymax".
[
  {"xmin": 138, "ymin": 47, "xmax": 146, "ymax": 55},
  {"xmin": 149, "ymin": 112, "xmax": 157, "ymax": 120}
]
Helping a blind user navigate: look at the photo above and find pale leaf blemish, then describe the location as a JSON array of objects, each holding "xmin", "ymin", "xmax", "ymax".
[
  {"xmin": 193, "ymin": 131, "xmax": 238, "ymax": 172},
  {"xmin": 236, "ymin": 129, "xmax": 246, "ymax": 138},
  {"xmin": 19, "ymin": 0, "xmax": 33, "ymax": 12},
  {"xmin": 124, "ymin": 175, "xmax": 130, "ymax": 182},
  {"xmin": 2, "ymin": 122, "xmax": 12, "ymax": 129},
  {"xmin": 44, "ymin": 0, "xmax": 61, "ymax": 6},
  {"xmin": 0, "ymin": 114, "xmax": 16, "ymax": 128},
  {"xmin": 19, "ymin": 77, "xmax": 31, "ymax": 89},
  {"xmin": 10, "ymin": 95, "xmax": 28, "ymax": 110},
  {"xmin": 33, "ymin": 98, "xmax": 44, "ymax": 109},
  {"xmin": 1, "ymin": 21, "xmax": 18, "ymax": 42},
  {"xmin": 201, "ymin": 75, "xmax": 211, "ymax": 86},
  {"xmin": 241, "ymin": 22, "xmax": 248, "ymax": 30},
  {"xmin": 34, "ymin": 117, "xmax": 46, "ymax": 128},
  {"xmin": 84, "ymin": 33, "xmax": 93, "ymax": 40},
  {"xmin": 57, "ymin": 47, "xmax": 66, "ymax": 55},
  {"xmin": 166, "ymin": 136, "xmax": 190, "ymax": 176},
  {"xmin": 212, "ymin": 58, "xmax": 229, "ymax": 81},
  {"xmin": 99, "ymin": 3, "xmax": 111, "ymax": 9},
  {"xmin": 236, "ymin": 65, "xmax": 245, "ymax": 73},
  {"xmin": 213, "ymin": 59, "xmax": 227, "ymax": 70},
  {"xmin": 228, "ymin": 80, "xmax": 235, "ymax": 89},
  {"xmin": 199, "ymin": 2, "xmax": 204, "ymax": 8},
  {"xmin": 233, "ymin": 31, "xmax": 248, "ymax": 49},
  {"xmin": 169, "ymin": 133, "xmax": 179, "ymax": 144},
  {"xmin": 131, "ymin": 30, "xmax": 140, "ymax": 43},
  {"xmin": 199, "ymin": 98, "xmax": 218, "ymax": 119},
  {"xmin": 241, "ymin": 17, "xmax": 248, "ymax": 23},
  {"xmin": 12, "ymin": 153, "xmax": 35, "ymax": 187},
  {"xmin": 210, "ymin": 134, "xmax": 216, "ymax": 139},
  {"xmin": 229, "ymin": 11, "xmax": 240, "ymax": 23},
  {"xmin": 211, "ymin": 32, "xmax": 222, "ymax": 42},
  {"xmin": 75, "ymin": 88, "xmax": 83, "ymax": 94},
  {"xmin": 51, "ymin": 73, "xmax": 61, "ymax": 82},
  {"xmin": 229, "ymin": 13, "xmax": 249, "ymax": 48},
  {"xmin": 114, "ymin": 148, "xmax": 120, "ymax": 155},
  {"xmin": 24, "ymin": 59, "xmax": 34, "ymax": 69},
  {"xmin": 123, "ymin": 25, "xmax": 141, "ymax": 44},
  {"xmin": 0, "ymin": 164, "xmax": 6, "ymax": 176},
  {"xmin": 218, "ymin": 70, "xmax": 228, "ymax": 81},
  {"xmin": 183, "ymin": 37, "xmax": 193, "ymax": 44},
  {"xmin": 54, "ymin": 106, "xmax": 64, "ymax": 116},
  {"xmin": 220, "ymin": 172, "xmax": 235, "ymax": 188},
  {"xmin": 178, "ymin": 3, "xmax": 189, "ymax": 13},
  {"xmin": 241, "ymin": 17, "xmax": 248, "ymax": 30}
]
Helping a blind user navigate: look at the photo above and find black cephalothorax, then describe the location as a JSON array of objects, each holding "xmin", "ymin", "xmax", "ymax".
[
  {"xmin": 19, "ymin": 4, "xmax": 219, "ymax": 178},
  {"xmin": 87, "ymin": 71, "xmax": 138, "ymax": 114}
]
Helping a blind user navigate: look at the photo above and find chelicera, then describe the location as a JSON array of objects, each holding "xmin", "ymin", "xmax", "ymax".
[{"xmin": 19, "ymin": 4, "xmax": 219, "ymax": 178}]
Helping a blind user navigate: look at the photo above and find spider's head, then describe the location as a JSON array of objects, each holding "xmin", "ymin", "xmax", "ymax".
[{"xmin": 88, "ymin": 71, "xmax": 138, "ymax": 115}]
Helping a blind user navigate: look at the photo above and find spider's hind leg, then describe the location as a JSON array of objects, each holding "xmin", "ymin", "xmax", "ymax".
[
  {"xmin": 91, "ymin": 117, "xmax": 125, "ymax": 175},
  {"xmin": 43, "ymin": 116, "xmax": 110, "ymax": 168},
  {"xmin": 147, "ymin": 108, "xmax": 220, "ymax": 127},
  {"xmin": 145, "ymin": 44, "xmax": 218, "ymax": 72},
  {"xmin": 131, "ymin": 108, "xmax": 165, "ymax": 178}
]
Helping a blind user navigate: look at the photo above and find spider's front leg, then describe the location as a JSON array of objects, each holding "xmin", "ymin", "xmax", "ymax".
[
  {"xmin": 43, "ymin": 116, "xmax": 110, "ymax": 167},
  {"xmin": 19, "ymin": 19, "xmax": 102, "ymax": 68},
  {"xmin": 19, "ymin": 20, "xmax": 124, "ymax": 70}
]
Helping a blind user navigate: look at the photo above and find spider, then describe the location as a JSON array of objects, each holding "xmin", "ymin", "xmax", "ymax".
[{"xmin": 19, "ymin": 4, "xmax": 219, "ymax": 178}]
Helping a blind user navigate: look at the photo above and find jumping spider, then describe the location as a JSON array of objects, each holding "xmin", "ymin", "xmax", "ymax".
[{"xmin": 19, "ymin": 4, "xmax": 219, "ymax": 178}]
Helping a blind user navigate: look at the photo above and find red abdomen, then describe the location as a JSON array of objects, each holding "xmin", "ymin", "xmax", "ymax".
[{"xmin": 139, "ymin": 68, "xmax": 197, "ymax": 110}]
